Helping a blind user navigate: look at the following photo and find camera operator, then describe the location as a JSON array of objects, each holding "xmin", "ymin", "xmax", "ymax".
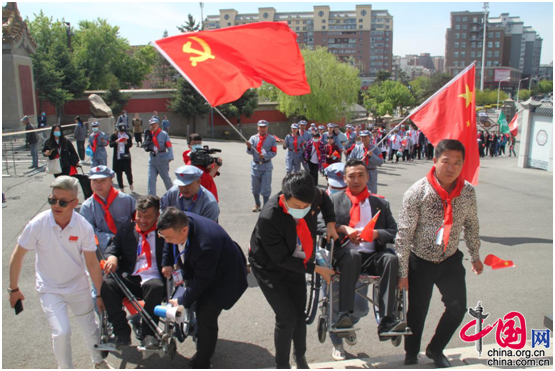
[{"xmin": 182, "ymin": 133, "xmax": 221, "ymax": 202}]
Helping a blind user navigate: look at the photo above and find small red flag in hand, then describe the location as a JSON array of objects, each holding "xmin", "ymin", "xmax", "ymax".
[
  {"xmin": 331, "ymin": 150, "xmax": 341, "ymax": 160},
  {"xmin": 483, "ymin": 254, "xmax": 516, "ymax": 270},
  {"xmin": 360, "ymin": 210, "xmax": 381, "ymax": 243}
]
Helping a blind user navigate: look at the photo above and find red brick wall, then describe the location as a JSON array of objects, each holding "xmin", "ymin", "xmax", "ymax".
[{"xmin": 18, "ymin": 65, "xmax": 35, "ymax": 116}]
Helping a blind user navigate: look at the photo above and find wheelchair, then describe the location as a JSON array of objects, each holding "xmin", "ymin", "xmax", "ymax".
[
  {"xmin": 305, "ymin": 237, "xmax": 412, "ymax": 347},
  {"xmin": 94, "ymin": 257, "xmax": 194, "ymax": 360}
]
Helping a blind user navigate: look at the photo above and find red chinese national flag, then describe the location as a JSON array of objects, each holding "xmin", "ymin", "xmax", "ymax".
[
  {"xmin": 153, "ymin": 22, "xmax": 311, "ymax": 107},
  {"xmin": 509, "ymin": 112, "xmax": 519, "ymax": 137},
  {"xmin": 409, "ymin": 64, "xmax": 480, "ymax": 185},
  {"xmin": 360, "ymin": 210, "xmax": 381, "ymax": 243}
]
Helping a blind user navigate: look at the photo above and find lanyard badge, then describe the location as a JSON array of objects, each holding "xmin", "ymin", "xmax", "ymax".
[{"xmin": 172, "ymin": 265, "xmax": 184, "ymax": 287}]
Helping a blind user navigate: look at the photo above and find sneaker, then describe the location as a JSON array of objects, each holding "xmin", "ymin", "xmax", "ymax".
[
  {"xmin": 345, "ymin": 331, "xmax": 357, "ymax": 346},
  {"xmin": 334, "ymin": 312, "xmax": 353, "ymax": 329},
  {"xmin": 94, "ymin": 360, "xmax": 114, "ymax": 369},
  {"xmin": 129, "ymin": 184, "xmax": 134, "ymax": 192},
  {"xmin": 332, "ymin": 344, "xmax": 346, "ymax": 361},
  {"xmin": 378, "ymin": 317, "xmax": 406, "ymax": 337},
  {"xmin": 252, "ymin": 205, "xmax": 261, "ymax": 212}
]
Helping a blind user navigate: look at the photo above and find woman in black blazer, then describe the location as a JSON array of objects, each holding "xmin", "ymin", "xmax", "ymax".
[
  {"xmin": 249, "ymin": 172, "xmax": 336, "ymax": 369},
  {"xmin": 109, "ymin": 123, "xmax": 134, "ymax": 192},
  {"xmin": 42, "ymin": 124, "xmax": 79, "ymax": 177}
]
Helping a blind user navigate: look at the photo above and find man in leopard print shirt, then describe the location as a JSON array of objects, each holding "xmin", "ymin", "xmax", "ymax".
[{"xmin": 395, "ymin": 139, "xmax": 483, "ymax": 368}]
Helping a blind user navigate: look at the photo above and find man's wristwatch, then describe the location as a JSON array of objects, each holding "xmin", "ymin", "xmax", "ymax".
[{"xmin": 7, "ymin": 287, "xmax": 19, "ymax": 294}]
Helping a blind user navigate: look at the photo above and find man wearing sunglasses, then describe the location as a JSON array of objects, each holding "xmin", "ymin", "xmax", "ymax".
[{"xmin": 8, "ymin": 176, "xmax": 112, "ymax": 369}]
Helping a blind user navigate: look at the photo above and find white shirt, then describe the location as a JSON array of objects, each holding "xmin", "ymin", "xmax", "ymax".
[
  {"xmin": 132, "ymin": 231, "xmax": 161, "ymax": 283},
  {"xmin": 345, "ymin": 199, "xmax": 376, "ymax": 254},
  {"xmin": 117, "ymin": 132, "xmax": 128, "ymax": 158},
  {"xmin": 310, "ymin": 142, "xmax": 319, "ymax": 164},
  {"xmin": 18, "ymin": 210, "xmax": 96, "ymax": 294}
]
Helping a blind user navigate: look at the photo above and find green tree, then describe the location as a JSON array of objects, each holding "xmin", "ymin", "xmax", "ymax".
[
  {"xmin": 517, "ymin": 89, "xmax": 531, "ymax": 102},
  {"xmin": 177, "ymin": 14, "xmax": 200, "ymax": 33},
  {"xmin": 101, "ymin": 75, "xmax": 131, "ymax": 116},
  {"xmin": 27, "ymin": 11, "xmax": 87, "ymax": 116},
  {"xmin": 258, "ymin": 47, "xmax": 360, "ymax": 123},
  {"xmin": 168, "ymin": 78, "xmax": 210, "ymax": 132},
  {"xmin": 363, "ymin": 80, "xmax": 415, "ymax": 119},
  {"xmin": 376, "ymin": 70, "xmax": 392, "ymax": 82},
  {"xmin": 475, "ymin": 89, "xmax": 508, "ymax": 106},
  {"xmin": 216, "ymin": 89, "xmax": 259, "ymax": 127},
  {"xmin": 532, "ymin": 80, "xmax": 553, "ymax": 96},
  {"xmin": 409, "ymin": 72, "xmax": 453, "ymax": 105}
]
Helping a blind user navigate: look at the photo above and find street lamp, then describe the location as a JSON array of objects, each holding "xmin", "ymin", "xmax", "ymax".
[
  {"xmin": 496, "ymin": 77, "xmax": 510, "ymax": 114},
  {"xmin": 517, "ymin": 77, "xmax": 529, "ymax": 101}
]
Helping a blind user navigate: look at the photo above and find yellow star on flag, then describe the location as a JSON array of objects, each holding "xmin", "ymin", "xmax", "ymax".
[
  {"xmin": 466, "ymin": 120, "xmax": 471, "ymax": 127},
  {"xmin": 459, "ymin": 84, "xmax": 474, "ymax": 108}
]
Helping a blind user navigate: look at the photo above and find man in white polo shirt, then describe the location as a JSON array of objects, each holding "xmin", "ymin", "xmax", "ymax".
[{"xmin": 8, "ymin": 176, "xmax": 112, "ymax": 369}]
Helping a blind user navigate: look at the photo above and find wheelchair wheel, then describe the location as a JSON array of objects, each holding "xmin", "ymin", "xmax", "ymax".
[
  {"xmin": 317, "ymin": 316, "xmax": 327, "ymax": 344},
  {"xmin": 391, "ymin": 335, "xmax": 402, "ymax": 347},
  {"xmin": 305, "ymin": 273, "xmax": 320, "ymax": 325},
  {"xmin": 372, "ymin": 284, "xmax": 382, "ymax": 325}
]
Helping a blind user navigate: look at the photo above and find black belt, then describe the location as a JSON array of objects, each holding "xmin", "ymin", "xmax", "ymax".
[{"xmin": 255, "ymin": 160, "xmax": 270, "ymax": 164}]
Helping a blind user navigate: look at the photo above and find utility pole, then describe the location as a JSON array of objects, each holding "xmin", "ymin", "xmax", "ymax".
[
  {"xmin": 480, "ymin": 2, "xmax": 488, "ymax": 91},
  {"xmin": 200, "ymin": 2, "xmax": 204, "ymax": 30},
  {"xmin": 62, "ymin": 19, "xmax": 72, "ymax": 51}
]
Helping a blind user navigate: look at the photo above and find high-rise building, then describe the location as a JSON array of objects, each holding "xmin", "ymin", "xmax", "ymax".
[
  {"xmin": 204, "ymin": 6, "xmax": 394, "ymax": 85},
  {"xmin": 445, "ymin": 11, "xmax": 542, "ymax": 91},
  {"xmin": 432, "ymin": 56, "xmax": 445, "ymax": 73},
  {"xmin": 538, "ymin": 62, "xmax": 553, "ymax": 81}
]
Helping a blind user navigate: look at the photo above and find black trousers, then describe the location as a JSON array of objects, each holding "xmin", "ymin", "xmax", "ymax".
[
  {"xmin": 114, "ymin": 159, "xmax": 133, "ymax": 188},
  {"xmin": 256, "ymin": 270, "xmax": 307, "ymax": 368},
  {"xmin": 307, "ymin": 161, "xmax": 319, "ymax": 186},
  {"xmin": 102, "ymin": 274, "xmax": 165, "ymax": 338},
  {"xmin": 77, "ymin": 141, "xmax": 85, "ymax": 161},
  {"xmin": 405, "ymin": 250, "xmax": 467, "ymax": 357},
  {"xmin": 334, "ymin": 247, "xmax": 398, "ymax": 318},
  {"xmin": 415, "ymin": 146, "xmax": 422, "ymax": 160},
  {"xmin": 134, "ymin": 133, "xmax": 143, "ymax": 145},
  {"xmin": 427, "ymin": 144, "xmax": 434, "ymax": 160},
  {"xmin": 402, "ymin": 149, "xmax": 410, "ymax": 162},
  {"xmin": 191, "ymin": 299, "xmax": 224, "ymax": 369}
]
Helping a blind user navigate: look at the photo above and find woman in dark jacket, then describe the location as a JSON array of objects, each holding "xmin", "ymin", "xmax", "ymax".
[
  {"xmin": 109, "ymin": 123, "xmax": 134, "ymax": 192},
  {"xmin": 42, "ymin": 124, "xmax": 79, "ymax": 177}
]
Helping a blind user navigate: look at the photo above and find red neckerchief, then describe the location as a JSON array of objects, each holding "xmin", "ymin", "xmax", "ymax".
[
  {"xmin": 293, "ymin": 134, "xmax": 298, "ymax": 153},
  {"xmin": 134, "ymin": 223, "xmax": 158, "ymax": 274},
  {"xmin": 313, "ymin": 141, "xmax": 321, "ymax": 159},
  {"xmin": 279, "ymin": 195, "xmax": 313, "ymax": 267},
  {"xmin": 345, "ymin": 187, "xmax": 370, "ymax": 228},
  {"xmin": 93, "ymin": 187, "xmax": 119, "ymax": 234},
  {"xmin": 151, "ymin": 128, "xmax": 161, "ymax": 150},
  {"xmin": 362, "ymin": 146, "xmax": 370, "ymax": 166},
  {"xmin": 426, "ymin": 166, "xmax": 465, "ymax": 252},
  {"xmin": 256, "ymin": 134, "xmax": 267, "ymax": 155},
  {"xmin": 91, "ymin": 133, "xmax": 99, "ymax": 153}
]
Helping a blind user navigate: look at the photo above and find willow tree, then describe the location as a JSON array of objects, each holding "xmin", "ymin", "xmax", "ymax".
[{"xmin": 259, "ymin": 46, "xmax": 360, "ymax": 123}]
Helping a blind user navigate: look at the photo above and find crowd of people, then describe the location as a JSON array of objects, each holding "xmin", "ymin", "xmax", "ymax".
[
  {"xmin": 477, "ymin": 131, "xmax": 517, "ymax": 158},
  {"xmin": 10, "ymin": 113, "xmax": 487, "ymax": 370}
]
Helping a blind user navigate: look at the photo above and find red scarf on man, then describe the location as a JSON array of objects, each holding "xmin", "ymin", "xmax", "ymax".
[
  {"xmin": 134, "ymin": 223, "xmax": 158, "ymax": 274},
  {"xmin": 345, "ymin": 187, "xmax": 370, "ymax": 227},
  {"xmin": 256, "ymin": 134, "xmax": 267, "ymax": 155},
  {"xmin": 426, "ymin": 166, "xmax": 466, "ymax": 251},
  {"xmin": 91, "ymin": 133, "xmax": 99, "ymax": 153},
  {"xmin": 279, "ymin": 195, "xmax": 313, "ymax": 267},
  {"xmin": 151, "ymin": 128, "xmax": 161, "ymax": 150},
  {"xmin": 93, "ymin": 187, "xmax": 119, "ymax": 234},
  {"xmin": 293, "ymin": 134, "xmax": 298, "ymax": 153}
]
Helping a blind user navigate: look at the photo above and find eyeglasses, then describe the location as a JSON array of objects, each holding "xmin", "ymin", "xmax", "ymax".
[
  {"xmin": 47, "ymin": 198, "xmax": 76, "ymax": 208},
  {"xmin": 157, "ymin": 230, "xmax": 165, "ymax": 239}
]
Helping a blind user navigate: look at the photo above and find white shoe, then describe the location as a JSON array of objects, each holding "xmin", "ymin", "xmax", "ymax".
[
  {"xmin": 130, "ymin": 184, "xmax": 134, "ymax": 192},
  {"xmin": 94, "ymin": 360, "xmax": 114, "ymax": 369},
  {"xmin": 345, "ymin": 331, "xmax": 357, "ymax": 346},
  {"xmin": 332, "ymin": 344, "xmax": 346, "ymax": 361}
]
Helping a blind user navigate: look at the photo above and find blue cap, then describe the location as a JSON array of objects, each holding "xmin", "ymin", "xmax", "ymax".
[
  {"xmin": 298, "ymin": 120, "xmax": 307, "ymax": 126},
  {"xmin": 310, "ymin": 123, "xmax": 316, "ymax": 127},
  {"xmin": 318, "ymin": 125, "xmax": 325, "ymax": 130},
  {"xmin": 324, "ymin": 163, "xmax": 347, "ymax": 188},
  {"xmin": 20, "ymin": 115, "xmax": 29, "ymax": 122},
  {"xmin": 89, "ymin": 165, "xmax": 115, "ymax": 179},
  {"xmin": 345, "ymin": 124, "xmax": 353, "ymax": 129},
  {"xmin": 257, "ymin": 120, "xmax": 268, "ymax": 127},
  {"xmin": 327, "ymin": 123, "xmax": 334, "ymax": 128},
  {"xmin": 91, "ymin": 121, "xmax": 100, "ymax": 127},
  {"xmin": 359, "ymin": 130, "xmax": 371, "ymax": 137},
  {"xmin": 174, "ymin": 165, "xmax": 203, "ymax": 187},
  {"xmin": 291, "ymin": 123, "xmax": 299, "ymax": 129},
  {"xmin": 149, "ymin": 118, "xmax": 159, "ymax": 124}
]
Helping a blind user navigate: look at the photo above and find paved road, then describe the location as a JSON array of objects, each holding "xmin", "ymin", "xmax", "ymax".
[{"xmin": 2, "ymin": 137, "xmax": 552, "ymax": 369}]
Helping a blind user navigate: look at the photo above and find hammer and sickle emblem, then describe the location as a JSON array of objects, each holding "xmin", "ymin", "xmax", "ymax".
[{"xmin": 182, "ymin": 36, "xmax": 215, "ymax": 67}]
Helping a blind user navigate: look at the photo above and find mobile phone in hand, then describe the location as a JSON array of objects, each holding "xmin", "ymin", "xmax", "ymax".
[{"xmin": 14, "ymin": 299, "xmax": 23, "ymax": 315}]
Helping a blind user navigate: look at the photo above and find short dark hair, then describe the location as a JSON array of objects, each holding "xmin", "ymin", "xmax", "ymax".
[
  {"xmin": 281, "ymin": 171, "xmax": 316, "ymax": 204},
  {"xmin": 345, "ymin": 158, "xmax": 366, "ymax": 173},
  {"xmin": 157, "ymin": 207, "xmax": 189, "ymax": 231},
  {"xmin": 434, "ymin": 139, "xmax": 465, "ymax": 161},
  {"xmin": 187, "ymin": 133, "xmax": 203, "ymax": 145},
  {"xmin": 136, "ymin": 195, "xmax": 160, "ymax": 213}
]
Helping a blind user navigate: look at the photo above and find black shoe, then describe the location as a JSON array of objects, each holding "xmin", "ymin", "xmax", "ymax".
[
  {"xmin": 404, "ymin": 354, "xmax": 418, "ymax": 365},
  {"xmin": 334, "ymin": 312, "xmax": 353, "ymax": 329},
  {"xmin": 378, "ymin": 317, "xmax": 406, "ymax": 336},
  {"xmin": 294, "ymin": 356, "xmax": 310, "ymax": 369},
  {"xmin": 426, "ymin": 347, "xmax": 451, "ymax": 368},
  {"xmin": 142, "ymin": 335, "xmax": 159, "ymax": 349},
  {"xmin": 114, "ymin": 335, "xmax": 131, "ymax": 349},
  {"xmin": 132, "ymin": 321, "xmax": 143, "ymax": 341}
]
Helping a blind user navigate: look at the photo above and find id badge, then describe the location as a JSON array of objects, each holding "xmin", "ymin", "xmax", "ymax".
[{"xmin": 172, "ymin": 269, "xmax": 184, "ymax": 287}]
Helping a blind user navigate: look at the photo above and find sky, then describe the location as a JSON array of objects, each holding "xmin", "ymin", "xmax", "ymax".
[{"xmin": 14, "ymin": 1, "xmax": 554, "ymax": 64}]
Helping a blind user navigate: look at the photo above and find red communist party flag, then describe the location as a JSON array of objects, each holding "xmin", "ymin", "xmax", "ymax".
[
  {"xmin": 483, "ymin": 254, "xmax": 516, "ymax": 270},
  {"xmin": 360, "ymin": 210, "xmax": 381, "ymax": 243},
  {"xmin": 409, "ymin": 63, "xmax": 480, "ymax": 185},
  {"xmin": 509, "ymin": 112, "xmax": 519, "ymax": 137},
  {"xmin": 153, "ymin": 22, "xmax": 311, "ymax": 107}
]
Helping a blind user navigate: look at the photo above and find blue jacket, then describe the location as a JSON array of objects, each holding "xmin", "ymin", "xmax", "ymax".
[{"xmin": 162, "ymin": 213, "xmax": 248, "ymax": 310}]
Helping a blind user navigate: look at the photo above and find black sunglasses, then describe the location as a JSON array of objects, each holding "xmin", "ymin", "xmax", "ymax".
[{"xmin": 47, "ymin": 198, "xmax": 76, "ymax": 208}]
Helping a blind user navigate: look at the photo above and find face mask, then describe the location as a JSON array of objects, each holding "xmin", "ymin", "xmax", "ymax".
[
  {"xmin": 329, "ymin": 187, "xmax": 345, "ymax": 195},
  {"xmin": 42, "ymin": 112, "xmax": 46, "ymax": 116},
  {"xmin": 53, "ymin": 131, "xmax": 61, "ymax": 137},
  {"xmin": 313, "ymin": 138, "xmax": 320, "ymax": 142},
  {"xmin": 191, "ymin": 144, "xmax": 202, "ymax": 151},
  {"xmin": 284, "ymin": 198, "xmax": 311, "ymax": 220},
  {"xmin": 92, "ymin": 128, "xmax": 99, "ymax": 132}
]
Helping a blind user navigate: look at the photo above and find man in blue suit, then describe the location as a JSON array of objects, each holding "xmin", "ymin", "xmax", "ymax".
[{"xmin": 158, "ymin": 207, "xmax": 248, "ymax": 369}]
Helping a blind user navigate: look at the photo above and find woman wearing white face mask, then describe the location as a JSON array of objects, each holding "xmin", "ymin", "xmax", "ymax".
[
  {"xmin": 42, "ymin": 125, "xmax": 79, "ymax": 177},
  {"xmin": 249, "ymin": 172, "xmax": 337, "ymax": 369}
]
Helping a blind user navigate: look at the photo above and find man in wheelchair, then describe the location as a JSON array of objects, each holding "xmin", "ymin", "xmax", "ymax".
[
  {"xmin": 101, "ymin": 195, "xmax": 166, "ymax": 350},
  {"xmin": 320, "ymin": 159, "xmax": 405, "ymax": 338}
]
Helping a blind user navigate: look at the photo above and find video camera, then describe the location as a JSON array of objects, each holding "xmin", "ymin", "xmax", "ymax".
[
  {"xmin": 190, "ymin": 145, "xmax": 223, "ymax": 169},
  {"xmin": 142, "ymin": 130, "xmax": 155, "ymax": 153}
]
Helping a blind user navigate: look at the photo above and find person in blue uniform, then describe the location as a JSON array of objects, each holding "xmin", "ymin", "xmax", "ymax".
[
  {"xmin": 283, "ymin": 123, "xmax": 305, "ymax": 175},
  {"xmin": 146, "ymin": 118, "xmax": 174, "ymax": 196},
  {"xmin": 348, "ymin": 130, "xmax": 384, "ymax": 194},
  {"xmin": 88, "ymin": 122, "xmax": 109, "ymax": 167},
  {"xmin": 298, "ymin": 120, "xmax": 312, "ymax": 171},
  {"xmin": 160, "ymin": 165, "xmax": 219, "ymax": 222},
  {"xmin": 246, "ymin": 120, "xmax": 277, "ymax": 212}
]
